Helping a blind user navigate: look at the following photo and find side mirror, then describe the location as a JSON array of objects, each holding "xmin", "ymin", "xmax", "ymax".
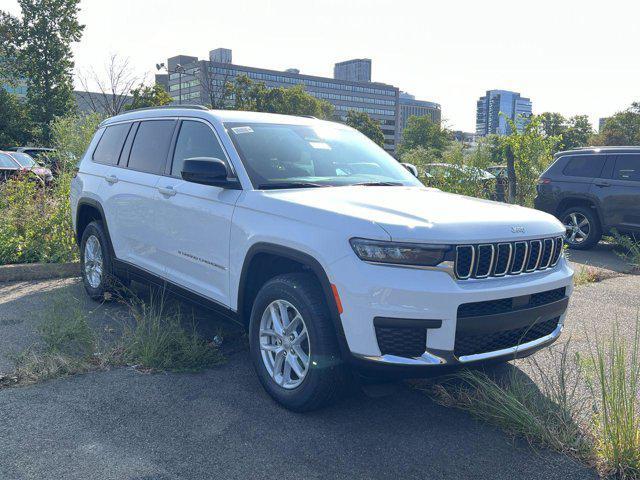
[
  {"xmin": 181, "ymin": 157, "xmax": 241, "ymax": 189},
  {"xmin": 401, "ymin": 162, "xmax": 418, "ymax": 177}
]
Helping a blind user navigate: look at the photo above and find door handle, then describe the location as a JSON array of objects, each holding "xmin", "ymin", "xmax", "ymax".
[
  {"xmin": 158, "ymin": 186, "xmax": 177, "ymax": 197},
  {"xmin": 594, "ymin": 181, "xmax": 611, "ymax": 188},
  {"xmin": 105, "ymin": 174, "xmax": 119, "ymax": 184}
]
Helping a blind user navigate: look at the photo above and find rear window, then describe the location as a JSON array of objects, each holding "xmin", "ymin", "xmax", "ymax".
[
  {"xmin": 127, "ymin": 120, "xmax": 176, "ymax": 175},
  {"xmin": 562, "ymin": 155, "xmax": 605, "ymax": 178},
  {"xmin": 613, "ymin": 154, "xmax": 640, "ymax": 182},
  {"xmin": 93, "ymin": 124, "xmax": 131, "ymax": 165}
]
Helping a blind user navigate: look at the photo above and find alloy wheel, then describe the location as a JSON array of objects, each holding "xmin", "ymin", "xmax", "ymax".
[
  {"xmin": 563, "ymin": 212, "xmax": 591, "ymax": 245},
  {"xmin": 84, "ymin": 235, "xmax": 104, "ymax": 288},
  {"xmin": 259, "ymin": 299, "xmax": 310, "ymax": 389}
]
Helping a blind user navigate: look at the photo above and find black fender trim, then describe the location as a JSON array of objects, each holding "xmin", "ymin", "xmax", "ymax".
[
  {"xmin": 75, "ymin": 198, "xmax": 114, "ymax": 253},
  {"xmin": 238, "ymin": 243, "xmax": 351, "ymax": 359}
]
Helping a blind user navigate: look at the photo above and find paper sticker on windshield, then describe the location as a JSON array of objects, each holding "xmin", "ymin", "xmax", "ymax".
[
  {"xmin": 232, "ymin": 126, "xmax": 253, "ymax": 134},
  {"xmin": 309, "ymin": 141, "xmax": 331, "ymax": 150}
]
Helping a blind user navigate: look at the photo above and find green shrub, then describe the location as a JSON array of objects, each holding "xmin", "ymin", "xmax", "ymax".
[{"xmin": 0, "ymin": 173, "xmax": 77, "ymax": 265}]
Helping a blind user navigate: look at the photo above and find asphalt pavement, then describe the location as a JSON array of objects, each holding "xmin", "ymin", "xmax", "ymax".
[{"xmin": 3, "ymin": 272, "xmax": 637, "ymax": 479}]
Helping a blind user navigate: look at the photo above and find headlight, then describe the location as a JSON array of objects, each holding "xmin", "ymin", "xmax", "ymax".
[{"xmin": 349, "ymin": 238, "xmax": 451, "ymax": 267}]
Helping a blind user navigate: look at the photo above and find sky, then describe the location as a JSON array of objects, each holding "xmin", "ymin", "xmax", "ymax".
[{"xmin": 2, "ymin": 0, "xmax": 639, "ymax": 132}]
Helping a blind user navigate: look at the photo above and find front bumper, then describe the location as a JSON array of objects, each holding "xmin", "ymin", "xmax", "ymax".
[{"xmin": 328, "ymin": 254, "xmax": 573, "ymax": 372}]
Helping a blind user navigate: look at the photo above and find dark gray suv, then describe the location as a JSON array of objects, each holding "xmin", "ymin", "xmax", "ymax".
[{"xmin": 535, "ymin": 147, "xmax": 640, "ymax": 249}]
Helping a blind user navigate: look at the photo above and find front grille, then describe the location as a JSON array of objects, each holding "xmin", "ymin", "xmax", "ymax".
[
  {"xmin": 454, "ymin": 317, "xmax": 560, "ymax": 357},
  {"xmin": 375, "ymin": 326, "xmax": 426, "ymax": 358},
  {"xmin": 457, "ymin": 287, "xmax": 566, "ymax": 318},
  {"xmin": 454, "ymin": 236, "xmax": 563, "ymax": 280}
]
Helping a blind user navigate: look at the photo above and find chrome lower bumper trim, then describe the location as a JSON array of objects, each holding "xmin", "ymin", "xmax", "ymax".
[{"xmin": 353, "ymin": 322, "xmax": 564, "ymax": 367}]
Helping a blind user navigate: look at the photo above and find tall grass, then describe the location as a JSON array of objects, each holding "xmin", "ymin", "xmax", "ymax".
[
  {"xmin": 588, "ymin": 324, "xmax": 640, "ymax": 478},
  {"xmin": 427, "ymin": 320, "xmax": 640, "ymax": 478},
  {"xmin": 109, "ymin": 290, "xmax": 224, "ymax": 372}
]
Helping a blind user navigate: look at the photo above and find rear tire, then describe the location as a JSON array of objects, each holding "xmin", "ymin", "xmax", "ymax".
[
  {"xmin": 249, "ymin": 273, "xmax": 346, "ymax": 411},
  {"xmin": 80, "ymin": 221, "xmax": 127, "ymax": 300},
  {"xmin": 560, "ymin": 206, "xmax": 601, "ymax": 250}
]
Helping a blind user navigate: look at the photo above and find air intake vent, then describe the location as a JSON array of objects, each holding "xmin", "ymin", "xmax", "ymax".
[{"xmin": 454, "ymin": 236, "xmax": 563, "ymax": 280}]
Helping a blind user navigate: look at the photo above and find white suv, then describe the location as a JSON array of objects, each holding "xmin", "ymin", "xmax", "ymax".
[{"xmin": 71, "ymin": 106, "xmax": 574, "ymax": 411}]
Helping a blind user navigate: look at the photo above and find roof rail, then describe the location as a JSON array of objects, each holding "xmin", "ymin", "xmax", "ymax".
[
  {"xmin": 125, "ymin": 104, "xmax": 210, "ymax": 113},
  {"xmin": 299, "ymin": 115, "xmax": 317, "ymax": 119}
]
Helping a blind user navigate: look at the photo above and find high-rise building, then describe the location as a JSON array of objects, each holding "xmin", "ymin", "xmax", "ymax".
[
  {"xmin": 333, "ymin": 59, "xmax": 371, "ymax": 83},
  {"xmin": 476, "ymin": 90, "xmax": 532, "ymax": 136},
  {"xmin": 398, "ymin": 92, "xmax": 441, "ymax": 140},
  {"xmin": 161, "ymin": 49, "xmax": 401, "ymax": 151}
]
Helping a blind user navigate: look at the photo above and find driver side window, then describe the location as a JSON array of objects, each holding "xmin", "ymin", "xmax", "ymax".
[{"xmin": 171, "ymin": 120, "xmax": 227, "ymax": 177}]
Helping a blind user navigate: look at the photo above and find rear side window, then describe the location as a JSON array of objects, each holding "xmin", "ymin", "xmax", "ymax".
[
  {"xmin": 562, "ymin": 155, "xmax": 606, "ymax": 178},
  {"xmin": 613, "ymin": 154, "xmax": 640, "ymax": 182},
  {"xmin": 127, "ymin": 120, "xmax": 176, "ymax": 175},
  {"xmin": 92, "ymin": 123, "xmax": 131, "ymax": 165},
  {"xmin": 0, "ymin": 153, "xmax": 17, "ymax": 168},
  {"xmin": 171, "ymin": 121, "xmax": 227, "ymax": 177}
]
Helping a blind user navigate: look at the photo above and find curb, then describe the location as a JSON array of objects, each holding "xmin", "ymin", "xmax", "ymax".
[{"xmin": 0, "ymin": 262, "xmax": 81, "ymax": 283}]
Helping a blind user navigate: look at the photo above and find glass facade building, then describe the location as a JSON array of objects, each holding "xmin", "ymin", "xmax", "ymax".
[{"xmin": 476, "ymin": 90, "xmax": 532, "ymax": 136}]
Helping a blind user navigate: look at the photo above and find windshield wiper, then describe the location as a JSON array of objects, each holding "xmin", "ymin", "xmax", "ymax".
[
  {"xmin": 351, "ymin": 181, "xmax": 404, "ymax": 186},
  {"xmin": 258, "ymin": 181, "xmax": 328, "ymax": 190}
]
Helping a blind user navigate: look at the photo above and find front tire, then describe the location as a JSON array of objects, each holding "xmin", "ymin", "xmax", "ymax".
[
  {"xmin": 560, "ymin": 206, "xmax": 601, "ymax": 250},
  {"xmin": 249, "ymin": 273, "xmax": 346, "ymax": 411}
]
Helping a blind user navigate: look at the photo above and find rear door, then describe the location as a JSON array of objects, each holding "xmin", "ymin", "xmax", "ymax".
[
  {"xmin": 597, "ymin": 153, "xmax": 640, "ymax": 232},
  {"xmin": 153, "ymin": 118, "xmax": 241, "ymax": 306},
  {"xmin": 102, "ymin": 119, "xmax": 177, "ymax": 277}
]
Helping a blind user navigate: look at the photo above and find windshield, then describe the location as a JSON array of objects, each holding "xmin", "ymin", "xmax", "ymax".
[
  {"xmin": 225, "ymin": 122, "xmax": 422, "ymax": 189},
  {"xmin": 10, "ymin": 152, "xmax": 37, "ymax": 168}
]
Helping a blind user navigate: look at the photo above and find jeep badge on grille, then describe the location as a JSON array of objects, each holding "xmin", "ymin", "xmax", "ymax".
[{"xmin": 511, "ymin": 226, "xmax": 526, "ymax": 233}]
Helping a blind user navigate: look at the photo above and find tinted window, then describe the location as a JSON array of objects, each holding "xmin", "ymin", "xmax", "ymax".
[
  {"xmin": 171, "ymin": 121, "xmax": 226, "ymax": 177},
  {"xmin": 562, "ymin": 155, "xmax": 606, "ymax": 178},
  {"xmin": 93, "ymin": 124, "xmax": 131, "ymax": 165},
  {"xmin": 613, "ymin": 155, "xmax": 640, "ymax": 182},
  {"xmin": 0, "ymin": 153, "xmax": 17, "ymax": 168},
  {"xmin": 127, "ymin": 120, "xmax": 176, "ymax": 174}
]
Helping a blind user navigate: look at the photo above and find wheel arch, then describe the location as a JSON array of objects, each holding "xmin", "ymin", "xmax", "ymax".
[
  {"xmin": 75, "ymin": 198, "xmax": 115, "ymax": 256},
  {"xmin": 238, "ymin": 243, "xmax": 349, "ymax": 355},
  {"xmin": 556, "ymin": 196, "xmax": 604, "ymax": 228}
]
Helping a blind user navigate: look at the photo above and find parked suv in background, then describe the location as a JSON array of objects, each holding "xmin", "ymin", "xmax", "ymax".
[
  {"xmin": 71, "ymin": 106, "xmax": 574, "ymax": 411},
  {"xmin": 535, "ymin": 147, "xmax": 640, "ymax": 249}
]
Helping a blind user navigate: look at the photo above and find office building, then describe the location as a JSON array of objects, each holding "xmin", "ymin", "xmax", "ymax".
[
  {"xmin": 333, "ymin": 59, "xmax": 371, "ymax": 83},
  {"xmin": 161, "ymin": 49, "xmax": 401, "ymax": 151},
  {"xmin": 398, "ymin": 92, "xmax": 441, "ymax": 139},
  {"xmin": 476, "ymin": 89, "xmax": 532, "ymax": 136}
]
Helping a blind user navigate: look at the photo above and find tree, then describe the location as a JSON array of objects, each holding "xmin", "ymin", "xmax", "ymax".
[
  {"xmin": 345, "ymin": 110, "xmax": 384, "ymax": 146},
  {"xmin": 591, "ymin": 102, "xmax": 640, "ymax": 146},
  {"xmin": 0, "ymin": 89, "xmax": 34, "ymax": 148},
  {"xmin": 77, "ymin": 54, "xmax": 138, "ymax": 116},
  {"xmin": 539, "ymin": 112, "xmax": 567, "ymax": 138},
  {"xmin": 124, "ymin": 84, "xmax": 173, "ymax": 111},
  {"xmin": 2, "ymin": 0, "xmax": 84, "ymax": 144},
  {"xmin": 539, "ymin": 112, "xmax": 593, "ymax": 152},
  {"xmin": 501, "ymin": 116, "xmax": 558, "ymax": 206},
  {"xmin": 399, "ymin": 115, "xmax": 451, "ymax": 155},
  {"xmin": 562, "ymin": 115, "xmax": 593, "ymax": 150},
  {"xmin": 227, "ymin": 75, "xmax": 334, "ymax": 119}
]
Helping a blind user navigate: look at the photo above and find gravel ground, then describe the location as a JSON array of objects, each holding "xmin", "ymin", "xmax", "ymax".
[{"xmin": 2, "ymin": 272, "xmax": 635, "ymax": 479}]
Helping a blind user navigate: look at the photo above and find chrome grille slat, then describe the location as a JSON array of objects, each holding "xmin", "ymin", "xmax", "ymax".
[{"xmin": 454, "ymin": 236, "xmax": 563, "ymax": 280}]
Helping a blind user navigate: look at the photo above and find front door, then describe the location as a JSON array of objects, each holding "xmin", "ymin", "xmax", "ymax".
[{"xmin": 154, "ymin": 119, "xmax": 241, "ymax": 306}]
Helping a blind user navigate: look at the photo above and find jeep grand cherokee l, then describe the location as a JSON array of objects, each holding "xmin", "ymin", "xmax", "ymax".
[
  {"xmin": 71, "ymin": 107, "xmax": 574, "ymax": 411},
  {"xmin": 535, "ymin": 147, "xmax": 640, "ymax": 249}
]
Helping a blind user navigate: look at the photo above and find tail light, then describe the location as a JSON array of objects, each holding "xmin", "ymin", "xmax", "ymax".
[{"xmin": 537, "ymin": 178, "xmax": 551, "ymax": 185}]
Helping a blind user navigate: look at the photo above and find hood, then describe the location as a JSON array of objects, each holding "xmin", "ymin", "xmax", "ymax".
[{"xmin": 256, "ymin": 186, "xmax": 564, "ymax": 244}]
